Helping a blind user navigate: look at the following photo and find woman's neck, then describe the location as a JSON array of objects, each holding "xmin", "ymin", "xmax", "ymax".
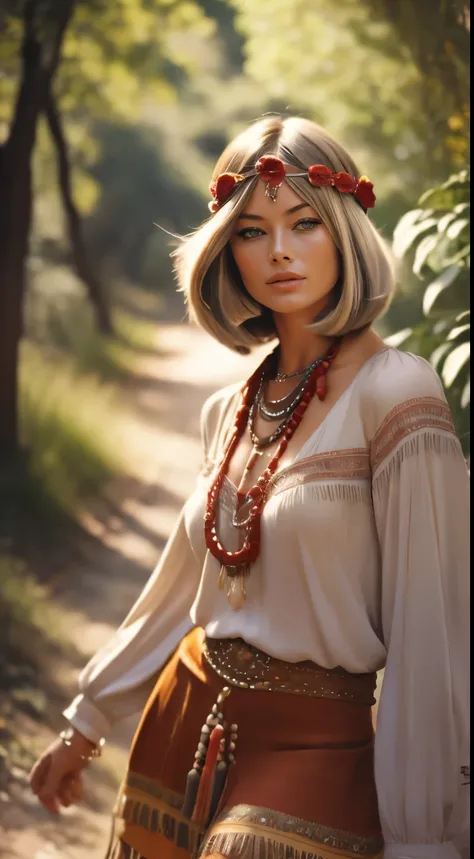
[{"xmin": 273, "ymin": 313, "xmax": 335, "ymax": 376}]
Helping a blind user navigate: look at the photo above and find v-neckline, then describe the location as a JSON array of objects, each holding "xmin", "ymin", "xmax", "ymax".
[{"xmin": 223, "ymin": 345, "xmax": 391, "ymax": 495}]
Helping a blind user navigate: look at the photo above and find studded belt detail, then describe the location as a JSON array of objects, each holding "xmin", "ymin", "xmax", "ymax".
[{"xmin": 202, "ymin": 637, "xmax": 376, "ymax": 706}]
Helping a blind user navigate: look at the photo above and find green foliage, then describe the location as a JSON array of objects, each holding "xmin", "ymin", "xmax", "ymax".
[
  {"xmin": 1, "ymin": 0, "xmax": 215, "ymax": 126},
  {"xmin": 230, "ymin": 0, "xmax": 469, "ymax": 234},
  {"xmin": 362, "ymin": 1, "xmax": 469, "ymax": 129},
  {"xmin": 83, "ymin": 122, "xmax": 207, "ymax": 287},
  {"xmin": 0, "ymin": 557, "xmax": 63, "ymax": 650},
  {"xmin": 390, "ymin": 169, "xmax": 470, "ymax": 451},
  {"xmin": 0, "ymin": 554, "xmax": 68, "ymax": 783}
]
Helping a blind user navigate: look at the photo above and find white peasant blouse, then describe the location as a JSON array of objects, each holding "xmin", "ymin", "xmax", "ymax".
[{"xmin": 64, "ymin": 346, "xmax": 470, "ymax": 859}]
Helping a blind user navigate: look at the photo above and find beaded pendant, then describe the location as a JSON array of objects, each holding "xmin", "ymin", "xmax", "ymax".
[{"xmin": 218, "ymin": 565, "xmax": 248, "ymax": 610}]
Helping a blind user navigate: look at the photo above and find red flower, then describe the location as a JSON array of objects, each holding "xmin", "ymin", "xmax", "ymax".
[
  {"xmin": 256, "ymin": 156, "xmax": 286, "ymax": 185},
  {"xmin": 307, "ymin": 164, "xmax": 335, "ymax": 187},
  {"xmin": 354, "ymin": 176, "xmax": 376, "ymax": 209},
  {"xmin": 334, "ymin": 172, "xmax": 356, "ymax": 194},
  {"xmin": 208, "ymin": 200, "xmax": 220, "ymax": 213},
  {"xmin": 217, "ymin": 173, "xmax": 243, "ymax": 202}
]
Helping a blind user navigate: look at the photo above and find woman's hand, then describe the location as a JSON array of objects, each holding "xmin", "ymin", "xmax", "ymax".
[{"xmin": 29, "ymin": 728, "xmax": 96, "ymax": 814}]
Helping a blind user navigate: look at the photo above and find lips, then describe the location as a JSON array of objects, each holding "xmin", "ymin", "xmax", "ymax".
[{"xmin": 266, "ymin": 272, "xmax": 305, "ymax": 284}]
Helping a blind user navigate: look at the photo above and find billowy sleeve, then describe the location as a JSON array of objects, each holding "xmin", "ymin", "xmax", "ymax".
[
  {"xmin": 369, "ymin": 357, "xmax": 470, "ymax": 859},
  {"xmin": 63, "ymin": 392, "xmax": 222, "ymax": 745}
]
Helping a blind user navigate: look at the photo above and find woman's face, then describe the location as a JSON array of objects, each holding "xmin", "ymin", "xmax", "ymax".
[{"xmin": 229, "ymin": 176, "xmax": 340, "ymax": 323}]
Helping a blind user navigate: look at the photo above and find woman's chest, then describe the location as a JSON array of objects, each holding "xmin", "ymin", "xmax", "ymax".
[
  {"xmin": 188, "ymin": 446, "xmax": 376, "ymax": 562},
  {"xmin": 223, "ymin": 372, "xmax": 368, "ymax": 495}
]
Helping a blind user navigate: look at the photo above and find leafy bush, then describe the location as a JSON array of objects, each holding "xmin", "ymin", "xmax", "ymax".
[{"xmin": 390, "ymin": 169, "xmax": 470, "ymax": 453}]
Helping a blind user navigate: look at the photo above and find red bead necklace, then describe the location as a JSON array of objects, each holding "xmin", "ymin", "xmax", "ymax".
[{"xmin": 204, "ymin": 339, "xmax": 341, "ymax": 609}]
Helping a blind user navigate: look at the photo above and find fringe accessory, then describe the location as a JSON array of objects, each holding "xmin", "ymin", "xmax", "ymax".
[{"xmin": 182, "ymin": 686, "xmax": 236, "ymax": 830}]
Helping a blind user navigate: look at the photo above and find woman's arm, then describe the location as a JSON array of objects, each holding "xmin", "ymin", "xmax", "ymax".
[
  {"xmin": 369, "ymin": 361, "xmax": 470, "ymax": 859},
  {"xmin": 62, "ymin": 386, "xmax": 239, "ymax": 744},
  {"xmin": 63, "ymin": 503, "xmax": 200, "ymax": 743}
]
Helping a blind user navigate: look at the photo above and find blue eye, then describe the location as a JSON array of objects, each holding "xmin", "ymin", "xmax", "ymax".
[
  {"xmin": 294, "ymin": 218, "xmax": 321, "ymax": 231},
  {"xmin": 235, "ymin": 218, "xmax": 321, "ymax": 240},
  {"xmin": 236, "ymin": 227, "xmax": 264, "ymax": 239}
]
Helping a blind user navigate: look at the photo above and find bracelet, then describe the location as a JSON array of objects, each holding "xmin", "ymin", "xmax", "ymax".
[{"xmin": 59, "ymin": 728, "xmax": 105, "ymax": 762}]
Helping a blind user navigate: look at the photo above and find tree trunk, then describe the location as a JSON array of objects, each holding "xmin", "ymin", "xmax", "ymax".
[
  {"xmin": 44, "ymin": 86, "xmax": 113, "ymax": 335},
  {"xmin": 0, "ymin": 1, "xmax": 74, "ymax": 461}
]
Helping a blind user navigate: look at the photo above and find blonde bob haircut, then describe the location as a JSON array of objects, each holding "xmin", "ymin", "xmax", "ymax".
[{"xmin": 173, "ymin": 116, "xmax": 396, "ymax": 354}]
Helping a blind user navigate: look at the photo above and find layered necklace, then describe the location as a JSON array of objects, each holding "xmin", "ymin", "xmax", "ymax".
[{"xmin": 204, "ymin": 338, "xmax": 341, "ymax": 610}]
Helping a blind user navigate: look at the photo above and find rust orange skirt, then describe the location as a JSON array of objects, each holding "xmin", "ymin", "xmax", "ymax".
[{"xmin": 107, "ymin": 627, "xmax": 383, "ymax": 859}]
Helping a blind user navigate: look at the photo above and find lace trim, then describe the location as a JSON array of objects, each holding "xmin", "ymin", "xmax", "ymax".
[
  {"xmin": 203, "ymin": 637, "xmax": 376, "ymax": 705},
  {"xmin": 200, "ymin": 804, "xmax": 384, "ymax": 858},
  {"xmin": 370, "ymin": 397, "xmax": 456, "ymax": 474}
]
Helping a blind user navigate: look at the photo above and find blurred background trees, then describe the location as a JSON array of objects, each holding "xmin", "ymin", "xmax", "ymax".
[{"xmin": 0, "ymin": 0, "xmax": 470, "ymax": 474}]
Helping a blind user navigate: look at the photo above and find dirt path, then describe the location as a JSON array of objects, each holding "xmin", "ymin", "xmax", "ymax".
[{"xmin": 0, "ymin": 304, "xmax": 265, "ymax": 859}]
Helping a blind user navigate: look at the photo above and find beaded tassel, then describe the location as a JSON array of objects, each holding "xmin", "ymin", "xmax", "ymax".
[
  {"xmin": 208, "ymin": 721, "xmax": 238, "ymax": 821},
  {"xmin": 191, "ymin": 723, "xmax": 224, "ymax": 823},
  {"xmin": 181, "ymin": 687, "xmax": 232, "ymax": 823}
]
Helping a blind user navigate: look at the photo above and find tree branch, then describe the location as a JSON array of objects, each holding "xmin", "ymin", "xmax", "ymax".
[{"xmin": 44, "ymin": 85, "xmax": 113, "ymax": 335}]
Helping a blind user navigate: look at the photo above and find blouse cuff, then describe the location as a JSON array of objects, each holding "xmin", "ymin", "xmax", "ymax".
[
  {"xmin": 384, "ymin": 843, "xmax": 462, "ymax": 859},
  {"xmin": 62, "ymin": 693, "xmax": 111, "ymax": 745}
]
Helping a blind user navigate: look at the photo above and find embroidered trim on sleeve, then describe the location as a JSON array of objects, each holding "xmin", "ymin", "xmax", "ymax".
[
  {"xmin": 216, "ymin": 449, "xmax": 371, "ymax": 512},
  {"xmin": 270, "ymin": 449, "xmax": 370, "ymax": 497},
  {"xmin": 370, "ymin": 396, "xmax": 456, "ymax": 474}
]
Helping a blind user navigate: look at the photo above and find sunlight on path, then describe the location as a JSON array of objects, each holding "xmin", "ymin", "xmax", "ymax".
[{"xmin": 0, "ymin": 320, "xmax": 267, "ymax": 859}]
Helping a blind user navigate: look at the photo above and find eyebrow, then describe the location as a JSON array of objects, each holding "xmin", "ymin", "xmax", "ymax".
[{"xmin": 238, "ymin": 202, "xmax": 313, "ymax": 220}]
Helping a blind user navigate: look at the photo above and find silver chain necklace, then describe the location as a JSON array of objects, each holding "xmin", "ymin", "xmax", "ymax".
[
  {"xmin": 272, "ymin": 354, "xmax": 325, "ymax": 382},
  {"xmin": 257, "ymin": 372, "xmax": 311, "ymax": 421}
]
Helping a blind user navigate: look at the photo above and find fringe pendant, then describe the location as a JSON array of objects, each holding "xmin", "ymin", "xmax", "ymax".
[
  {"xmin": 218, "ymin": 565, "xmax": 248, "ymax": 610},
  {"xmin": 227, "ymin": 574, "xmax": 246, "ymax": 610},
  {"xmin": 217, "ymin": 566, "xmax": 227, "ymax": 590}
]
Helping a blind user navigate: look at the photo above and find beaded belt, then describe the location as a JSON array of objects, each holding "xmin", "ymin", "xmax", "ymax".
[{"xmin": 202, "ymin": 637, "xmax": 376, "ymax": 706}]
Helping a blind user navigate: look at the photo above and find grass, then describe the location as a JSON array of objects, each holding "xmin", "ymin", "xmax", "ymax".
[
  {"xmin": 14, "ymin": 275, "xmax": 160, "ymax": 520},
  {"xmin": 25, "ymin": 270, "xmax": 160, "ymax": 383},
  {"xmin": 0, "ymin": 556, "xmax": 66, "ymax": 665},
  {"xmin": 0, "ymin": 555, "xmax": 78, "ymax": 788},
  {"xmin": 19, "ymin": 341, "xmax": 125, "ymax": 516}
]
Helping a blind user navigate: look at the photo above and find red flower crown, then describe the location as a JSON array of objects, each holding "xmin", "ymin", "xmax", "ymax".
[{"xmin": 208, "ymin": 155, "xmax": 376, "ymax": 213}]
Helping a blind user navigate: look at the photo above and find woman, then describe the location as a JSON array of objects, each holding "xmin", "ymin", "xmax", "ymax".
[{"xmin": 29, "ymin": 116, "xmax": 470, "ymax": 859}]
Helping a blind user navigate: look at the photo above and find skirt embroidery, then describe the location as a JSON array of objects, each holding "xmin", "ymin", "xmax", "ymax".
[{"xmin": 199, "ymin": 804, "xmax": 384, "ymax": 857}]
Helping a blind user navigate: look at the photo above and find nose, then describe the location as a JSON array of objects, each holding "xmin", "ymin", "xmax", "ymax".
[
  {"xmin": 269, "ymin": 228, "xmax": 293, "ymax": 264},
  {"xmin": 269, "ymin": 225, "xmax": 294, "ymax": 265},
  {"xmin": 270, "ymin": 249, "xmax": 292, "ymax": 264}
]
